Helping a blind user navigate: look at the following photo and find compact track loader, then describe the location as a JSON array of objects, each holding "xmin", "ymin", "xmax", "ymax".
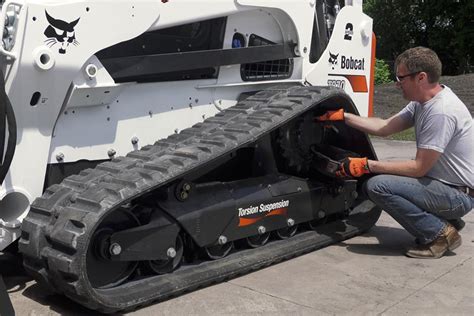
[{"xmin": 0, "ymin": 0, "xmax": 381, "ymax": 312}]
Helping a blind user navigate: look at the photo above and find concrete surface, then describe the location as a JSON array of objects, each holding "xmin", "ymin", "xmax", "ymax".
[{"xmin": 1, "ymin": 138, "xmax": 473, "ymax": 315}]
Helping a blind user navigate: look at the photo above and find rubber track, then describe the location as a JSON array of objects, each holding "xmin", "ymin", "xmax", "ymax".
[{"xmin": 19, "ymin": 85, "xmax": 380, "ymax": 313}]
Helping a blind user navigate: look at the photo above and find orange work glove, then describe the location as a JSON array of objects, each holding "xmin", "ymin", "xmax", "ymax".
[
  {"xmin": 314, "ymin": 109, "xmax": 344, "ymax": 122},
  {"xmin": 336, "ymin": 157, "xmax": 370, "ymax": 178}
]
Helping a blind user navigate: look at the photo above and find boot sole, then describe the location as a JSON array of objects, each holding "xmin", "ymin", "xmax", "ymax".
[
  {"xmin": 406, "ymin": 236, "xmax": 462, "ymax": 259},
  {"xmin": 405, "ymin": 250, "xmax": 444, "ymax": 259}
]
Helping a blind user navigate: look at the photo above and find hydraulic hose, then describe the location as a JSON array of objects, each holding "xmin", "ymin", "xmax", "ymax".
[{"xmin": 0, "ymin": 68, "xmax": 17, "ymax": 184}]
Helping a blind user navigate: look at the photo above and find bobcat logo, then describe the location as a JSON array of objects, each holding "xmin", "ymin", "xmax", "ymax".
[
  {"xmin": 344, "ymin": 23, "xmax": 353, "ymax": 40},
  {"xmin": 44, "ymin": 11, "xmax": 80, "ymax": 54},
  {"xmin": 328, "ymin": 51, "xmax": 339, "ymax": 70}
]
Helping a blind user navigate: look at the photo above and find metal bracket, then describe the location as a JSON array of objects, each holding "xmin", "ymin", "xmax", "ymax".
[
  {"xmin": 0, "ymin": 1, "xmax": 23, "ymax": 60},
  {"xmin": 110, "ymin": 212, "xmax": 180, "ymax": 261}
]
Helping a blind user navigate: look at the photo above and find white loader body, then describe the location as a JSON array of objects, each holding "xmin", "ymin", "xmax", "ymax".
[{"xmin": 0, "ymin": 0, "xmax": 374, "ymax": 251}]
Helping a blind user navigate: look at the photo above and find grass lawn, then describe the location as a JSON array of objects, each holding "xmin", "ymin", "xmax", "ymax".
[
  {"xmin": 389, "ymin": 127, "xmax": 415, "ymax": 141},
  {"xmin": 369, "ymin": 127, "xmax": 416, "ymax": 142}
]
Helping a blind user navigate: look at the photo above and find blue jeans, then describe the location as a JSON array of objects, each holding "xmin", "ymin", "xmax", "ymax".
[{"xmin": 364, "ymin": 175, "xmax": 474, "ymax": 245}]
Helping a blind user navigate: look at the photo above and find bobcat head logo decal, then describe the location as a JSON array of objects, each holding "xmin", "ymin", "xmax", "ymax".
[
  {"xmin": 44, "ymin": 11, "xmax": 80, "ymax": 54},
  {"xmin": 328, "ymin": 51, "xmax": 339, "ymax": 70},
  {"xmin": 344, "ymin": 23, "xmax": 353, "ymax": 41}
]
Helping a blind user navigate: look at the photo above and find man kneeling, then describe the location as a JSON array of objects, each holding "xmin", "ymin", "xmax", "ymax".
[{"xmin": 316, "ymin": 47, "xmax": 473, "ymax": 258}]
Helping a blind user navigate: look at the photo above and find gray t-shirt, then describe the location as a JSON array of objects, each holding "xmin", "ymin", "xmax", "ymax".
[{"xmin": 398, "ymin": 86, "xmax": 473, "ymax": 188}]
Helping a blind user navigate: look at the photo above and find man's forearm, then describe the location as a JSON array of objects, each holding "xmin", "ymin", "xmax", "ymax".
[{"xmin": 368, "ymin": 159, "xmax": 426, "ymax": 178}]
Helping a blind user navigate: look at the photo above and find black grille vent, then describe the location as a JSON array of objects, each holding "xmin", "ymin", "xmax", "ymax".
[{"xmin": 241, "ymin": 34, "xmax": 293, "ymax": 81}]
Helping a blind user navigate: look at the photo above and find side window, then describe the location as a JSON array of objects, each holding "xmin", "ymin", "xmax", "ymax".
[
  {"xmin": 310, "ymin": 0, "xmax": 343, "ymax": 63},
  {"xmin": 96, "ymin": 18, "xmax": 227, "ymax": 83}
]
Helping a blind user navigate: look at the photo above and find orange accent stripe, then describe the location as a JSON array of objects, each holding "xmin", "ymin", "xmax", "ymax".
[
  {"xmin": 343, "ymin": 75, "xmax": 368, "ymax": 93},
  {"xmin": 238, "ymin": 208, "xmax": 288, "ymax": 227},
  {"xmin": 266, "ymin": 208, "xmax": 287, "ymax": 217},
  {"xmin": 368, "ymin": 32, "xmax": 376, "ymax": 117},
  {"xmin": 238, "ymin": 217, "xmax": 261, "ymax": 227},
  {"xmin": 327, "ymin": 74, "xmax": 368, "ymax": 93}
]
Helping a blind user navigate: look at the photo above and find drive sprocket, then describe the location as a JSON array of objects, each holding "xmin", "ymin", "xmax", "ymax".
[{"xmin": 276, "ymin": 112, "xmax": 325, "ymax": 175}]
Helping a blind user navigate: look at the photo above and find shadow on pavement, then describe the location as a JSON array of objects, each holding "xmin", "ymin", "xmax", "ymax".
[
  {"xmin": 1, "ymin": 251, "xmax": 113, "ymax": 316},
  {"xmin": 339, "ymin": 225, "xmax": 415, "ymax": 256},
  {"xmin": 22, "ymin": 283, "xmax": 111, "ymax": 316},
  {"xmin": 0, "ymin": 251, "xmax": 30, "ymax": 294}
]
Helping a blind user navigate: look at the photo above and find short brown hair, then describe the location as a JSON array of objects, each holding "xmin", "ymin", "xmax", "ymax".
[{"xmin": 395, "ymin": 47, "xmax": 442, "ymax": 83}]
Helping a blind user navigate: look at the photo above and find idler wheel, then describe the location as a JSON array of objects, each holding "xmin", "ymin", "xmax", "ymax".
[
  {"xmin": 143, "ymin": 235, "xmax": 184, "ymax": 275},
  {"xmin": 86, "ymin": 209, "xmax": 140, "ymax": 289}
]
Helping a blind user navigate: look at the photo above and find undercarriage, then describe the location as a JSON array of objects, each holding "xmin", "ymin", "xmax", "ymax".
[{"xmin": 19, "ymin": 85, "xmax": 380, "ymax": 313}]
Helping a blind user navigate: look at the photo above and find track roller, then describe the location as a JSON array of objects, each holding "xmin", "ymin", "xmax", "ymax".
[
  {"xmin": 245, "ymin": 229, "xmax": 271, "ymax": 248},
  {"xmin": 205, "ymin": 240, "xmax": 234, "ymax": 260},
  {"xmin": 306, "ymin": 211, "xmax": 328, "ymax": 230},
  {"xmin": 275, "ymin": 219, "xmax": 299, "ymax": 239},
  {"xmin": 142, "ymin": 235, "xmax": 184, "ymax": 274}
]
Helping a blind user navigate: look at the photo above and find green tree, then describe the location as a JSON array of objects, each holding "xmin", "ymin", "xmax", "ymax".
[
  {"xmin": 374, "ymin": 59, "xmax": 392, "ymax": 84},
  {"xmin": 364, "ymin": 0, "xmax": 474, "ymax": 75}
]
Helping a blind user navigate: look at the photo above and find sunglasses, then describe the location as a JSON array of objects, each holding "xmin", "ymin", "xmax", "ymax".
[{"xmin": 396, "ymin": 72, "xmax": 420, "ymax": 82}]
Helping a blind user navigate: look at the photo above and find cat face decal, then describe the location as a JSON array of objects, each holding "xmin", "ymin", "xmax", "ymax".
[{"xmin": 44, "ymin": 11, "xmax": 80, "ymax": 54}]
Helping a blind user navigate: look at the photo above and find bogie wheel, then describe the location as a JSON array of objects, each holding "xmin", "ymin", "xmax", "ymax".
[
  {"xmin": 86, "ymin": 208, "xmax": 140, "ymax": 289},
  {"xmin": 275, "ymin": 224, "xmax": 298, "ymax": 239},
  {"xmin": 246, "ymin": 232, "xmax": 270, "ymax": 248},
  {"xmin": 205, "ymin": 242, "xmax": 233, "ymax": 260},
  {"xmin": 143, "ymin": 235, "xmax": 184, "ymax": 275}
]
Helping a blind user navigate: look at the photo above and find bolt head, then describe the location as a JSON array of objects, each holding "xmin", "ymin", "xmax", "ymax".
[
  {"xmin": 287, "ymin": 218, "xmax": 295, "ymax": 227},
  {"xmin": 109, "ymin": 243, "xmax": 122, "ymax": 256},
  {"xmin": 294, "ymin": 46, "xmax": 300, "ymax": 56},
  {"xmin": 218, "ymin": 235, "xmax": 227, "ymax": 245},
  {"xmin": 258, "ymin": 226, "xmax": 266, "ymax": 235},
  {"xmin": 56, "ymin": 152, "xmax": 64, "ymax": 162},
  {"xmin": 183, "ymin": 183, "xmax": 191, "ymax": 191},
  {"xmin": 108, "ymin": 149, "xmax": 116, "ymax": 157},
  {"xmin": 167, "ymin": 247, "xmax": 177, "ymax": 258},
  {"xmin": 318, "ymin": 211, "xmax": 326, "ymax": 219},
  {"xmin": 131, "ymin": 136, "xmax": 139, "ymax": 145}
]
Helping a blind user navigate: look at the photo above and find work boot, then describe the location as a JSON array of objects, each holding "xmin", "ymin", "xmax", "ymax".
[
  {"xmin": 406, "ymin": 224, "xmax": 462, "ymax": 259},
  {"xmin": 448, "ymin": 218, "xmax": 465, "ymax": 231}
]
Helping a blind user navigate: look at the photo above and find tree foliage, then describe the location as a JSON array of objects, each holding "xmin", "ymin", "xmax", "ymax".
[
  {"xmin": 364, "ymin": 0, "xmax": 474, "ymax": 75},
  {"xmin": 375, "ymin": 59, "xmax": 392, "ymax": 84}
]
